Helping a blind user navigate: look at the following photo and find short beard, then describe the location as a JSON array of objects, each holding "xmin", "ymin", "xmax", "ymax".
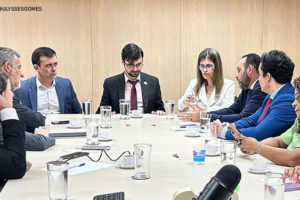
[{"xmin": 238, "ymin": 72, "xmax": 250, "ymax": 90}]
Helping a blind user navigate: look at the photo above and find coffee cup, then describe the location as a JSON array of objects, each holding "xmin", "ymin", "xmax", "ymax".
[
  {"xmin": 253, "ymin": 159, "xmax": 268, "ymax": 171},
  {"xmin": 132, "ymin": 110, "xmax": 142, "ymax": 117},
  {"xmin": 187, "ymin": 126, "xmax": 200, "ymax": 135},
  {"xmin": 121, "ymin": 155, "xmax": 135, "ymax": 166},
  {"xmin": 99, "ymin": 131, "xmax": 110, "ymax": 140}
]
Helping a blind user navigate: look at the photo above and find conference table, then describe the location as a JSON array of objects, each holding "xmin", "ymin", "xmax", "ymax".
[{"xmin": 1, "ymin": 114, "xmax": 299, "ymax": 200}]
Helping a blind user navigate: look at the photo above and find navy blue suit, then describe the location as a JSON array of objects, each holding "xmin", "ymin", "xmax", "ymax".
[
  {"xmin": 225, "ymin": 83, "xmax": 296, "ymax": 141},
  {"xmin": 15, "ymin": 76, "xmax": 82, "ymax": 114},
  {"xmin": 211, "ymin": 81, "xmax": 267, "ymax": 123}
]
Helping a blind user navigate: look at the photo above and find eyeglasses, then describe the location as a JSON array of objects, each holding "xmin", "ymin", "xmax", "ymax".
[
  {"xmin": 199, "ymin": 64, "xmax": 214, "ymax": 71},
  {"xmin": 124, "ymin": 62, "xmax": 143, "ymax": 68},
  {"xmin": 44, "ymin": 62, "xmax": 58, "ymax": 69}
]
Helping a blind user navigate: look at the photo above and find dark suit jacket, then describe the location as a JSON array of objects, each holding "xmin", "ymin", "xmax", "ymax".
[
  {"xmin": 211, "ymin": 81, "xmax": 267, "ymax": 123},
  {"xmin": 13, "ymin": 92, "xmax": 45, "ymax": 132},
  {"xmin": 0, "ymin": 120, "xmax": 26, "ymax": 181},
  {"xmin": 96, "ymin": 72, "xmax": 165, "ymax": 113},
  {"xmin": 15, "ymin": 76, "xmax": 82, "ymax": 114},
  {"xmin": 225, "ymin": 83, "xmax": 296, "ymax": 141}
]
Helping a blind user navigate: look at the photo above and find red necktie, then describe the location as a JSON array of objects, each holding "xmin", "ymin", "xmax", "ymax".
[
  {"xmin": 259, "ymin": 98, "xmax": 272, "ymax": 123},
  {"xmin": 128, "ymin": 80, "xmax": 138, "ymax": 110}
]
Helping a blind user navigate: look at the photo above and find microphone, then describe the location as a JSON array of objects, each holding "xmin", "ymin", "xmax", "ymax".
[{"xmin": 196, "ymin": 165, "xmax": 241, "ymax": 200}]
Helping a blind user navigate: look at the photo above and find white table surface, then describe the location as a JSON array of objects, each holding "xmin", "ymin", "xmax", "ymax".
[{"xmin": 1, "ymin": 114, "xmax": 299, "ymax": 200}]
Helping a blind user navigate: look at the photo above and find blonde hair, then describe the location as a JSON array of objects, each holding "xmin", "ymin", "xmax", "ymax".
[{"xmin": 195, "ymin": 48, "xmax": 224, "ymax": 97}]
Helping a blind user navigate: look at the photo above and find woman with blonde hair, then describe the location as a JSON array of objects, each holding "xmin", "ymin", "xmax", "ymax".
[{"xmin": 178, "ymin": 48, "xmax": 235, "ymax": 112}]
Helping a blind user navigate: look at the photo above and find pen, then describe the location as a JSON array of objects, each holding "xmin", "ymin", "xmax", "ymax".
[{"xmin": 69, "ymin": 163, "xmax": 85, "ymax": 169}]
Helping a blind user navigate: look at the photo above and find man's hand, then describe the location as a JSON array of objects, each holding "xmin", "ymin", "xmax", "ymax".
[
  {"xmin": 0, "ymin": 95, "xmax": 12, "ymax": 109},
  {"xmin": 178, "ymin": 112, "xmax": 199, "ymax": 122},
  {"xmin": 212, "ymin": 120, "xmax": 227, "ymax": 137},
  {"xmin": 285, "ymin": 166, "xmax": 300, "ymax": 183},
  {"xmin": 239, "ymin": 137, "xmax": 259, "ymax": 154},
  {"xmin": 34, "ymin": 126, "xmax": 49, "ymax": 136},
  {"xmin": 151, "ymin": 110, "xmax": 165, "ymax": 115}
]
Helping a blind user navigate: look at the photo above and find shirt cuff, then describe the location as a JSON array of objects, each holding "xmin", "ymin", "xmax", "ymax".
[
  {"xmin": 0, "ymin": 108, "xmax": 19, "ymax": 121},
  {"xmin": 221, "ymin": 127, "xmax": 228, "ymax": 139}
]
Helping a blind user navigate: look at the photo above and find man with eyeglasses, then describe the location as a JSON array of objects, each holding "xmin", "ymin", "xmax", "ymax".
[
  {"xmin": 96, "ymin": 43, "xmax": 165, "ymax": 114},
  {"xmin": 15, "ymin": 47, "xmax": 82, "ymax": 115}
]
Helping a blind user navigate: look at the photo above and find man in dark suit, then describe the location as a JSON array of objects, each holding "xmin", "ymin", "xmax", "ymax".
[
  {"xmin": 210, "ymin": 53, "xmax": 267, "ymax": 122},
  {"xmin": 220, "ymin": 50, "xmax": 296, "ymax": 141},
  {"xmin": 15, "ymin": 47, "xmax": 82, "ymax": 115},
  {"xmin": 96, "ymin": 43, "xmax": 165, "ymax": 114}
]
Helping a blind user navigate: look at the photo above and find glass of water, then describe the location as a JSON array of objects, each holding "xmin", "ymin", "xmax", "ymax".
[
  {"xmin": 132, "ymin": 143, "xmax": 152, "ymax": 180},
  {"xmin": 200, "ymin": 109, "xmax": 211, "ymax": 132},
  {"xmin": 81, "ymin": 100, "xmax": 92, "ymax": 115},
  {"xmin": 47, "ymin": 161, "xmax": 68, "ymax": 200},
  {"xmin": 100, "ymin": 105, "xmax": 111, "ymax": 128},
  {"xmin": 220, "ymin": 140, "xmax": 237, "ymax": 165},
  {"xmin": 264, "ymin": 173, "xmax": 285, "ymax": 200},
  {"xmin": 85, "ymin": 115, "xmax": 99, "ymax": 145},
  {"xmin": 119, "ymin": 99, "xmax": 130, "ymax": 120},
  {"xmin": 166, "ymin": 100, "xmax": 176, "ymax": 119}
]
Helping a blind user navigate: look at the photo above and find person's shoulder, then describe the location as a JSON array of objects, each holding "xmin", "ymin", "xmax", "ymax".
[
  {"xmin": 21, "ymin": 76, "xmax": 36, "ymax": 86},
  {"xmin": 141, "ymin": 72, "xmax": 160, "ymax": 82},
  {"xmin": 104, "ymin": 73, "xmax": 123, "ymax": 82}
]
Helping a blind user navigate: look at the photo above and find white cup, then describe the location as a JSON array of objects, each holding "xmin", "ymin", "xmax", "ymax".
[
  {"xmin": 121, "ymin": 155, "xmax": 135, "ymax": 166},
  {"xmin": 253, "ymin": 159, "xmax": 268, "ymax": 171},
  {"xmin": 132, "ymin": 110, "xmax": 142, "ymax": 117}
]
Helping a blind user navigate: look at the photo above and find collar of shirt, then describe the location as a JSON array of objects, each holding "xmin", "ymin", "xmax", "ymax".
[
  {"xmin": 249, "ymin": 79, "xmax": 258, "ymax": 90},
  {"xmin": 270, "ymin": 84, "xmax": 285, "ymax": 100},
  {"xmin": 124, "ymin": 72, "xmax": 141, "ymax": 84},
  {"xmin": 36, "ymin": 76, "xmax": 56, "ymax": 90}
]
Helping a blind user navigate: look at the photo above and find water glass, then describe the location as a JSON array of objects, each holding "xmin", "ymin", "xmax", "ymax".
[
  {"xmin": 264, "ymin": 173, "xmax": 285, "ymax": 200},
  {"xmin": 205, "ymin": 124, "xmax": 218, "ymax": 155},
  {"xmin": 132, "ymin": 143, "xmax": 152, "ymax": 180},
  {"xmin": 47, "ymin": 161, "xmax": 68, "ymax": 200},
  {"xmin": 200, "ymin": 110, "xmax": 211, "ymax": 131},
  {"xmin": 166, "ymin": 100, "xmax": 176, "ymax": 119},
  {"xmin": 86, "ymin": 115, "xmax": 99, "ymax": 145},
  {"xmin": 100, "ymin": 105, "xmax": 111, "ymax": 128},
  {"xmin": 81, "ymin": 100, "xmax": 92, "ymax": 115},
  {"xmin": 220, "ymin": 140, "xmax": 237, "ymax": 165},
  {"xmin": 192, "ymin": 138, "xmax": 206, "ymax": 164},
  {"xmin": 119, "ymin": 99, "xmax": 130, "ymax": 120}
]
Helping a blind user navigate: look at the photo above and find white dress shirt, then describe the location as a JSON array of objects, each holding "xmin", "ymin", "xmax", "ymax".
[
  {"xmin": 178, "ymin": 78, "xmax": 235, "ymax": 112},
  {"xmin": 36, "ymin": 77, "xmax": 60, "ymax": 115},
  {"xmin": 0, "ymin": 108, "xmax": 19, "ymax": 121}
]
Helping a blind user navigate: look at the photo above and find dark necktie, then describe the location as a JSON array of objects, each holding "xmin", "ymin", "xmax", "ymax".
[
  {"xmin": 259, "ymin": 98, "xmax": 272, "ymax": 123},
  {"xmin": 128, "ymin": 80, "xmax": 138, "ymax": 110}
]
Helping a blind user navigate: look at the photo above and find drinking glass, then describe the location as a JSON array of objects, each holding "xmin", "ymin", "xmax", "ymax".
[
  {"xmin": 220, "ymin": 140, "xmax": 237, "ymax": 165},
  {"xmin": 81, "ymin": 100, "xmax": 92, "ymax": 116},
  {"xmin": 119, "ymin": 99, "xmax": 130, "ymax": 120},
  {"xmin": 199, "ymin": 109, "xmax": 211, "ymax": 132},
  {"xmin": 100, "ymin": 105, "xmax": 111, "ymax": 128},
  {"xmin": 192, "ymin": 138, "xmax": 206, "ymax": 164},
  {"xmin": 166, "ymin": 100, "xmax": 176, "ymax": 119},
  {"xmin": 85, "ymin": 115, "xmax": 99, "ymax": 145},
  {"xmin": 132, "ymin": 143, "xmax": 152, "ymax": 180},
  {"xmin": 47, "ymin": 161, "xmax": 68, "ymax": 200},
  {"xmin": 264, "ymin": 173, "xmax": 285, "ymax": 200}
]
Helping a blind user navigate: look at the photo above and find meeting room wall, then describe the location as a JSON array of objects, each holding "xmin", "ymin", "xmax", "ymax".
[{"xmin": 0, "ymin": 0, "xmax": 299, "ymax": 112}]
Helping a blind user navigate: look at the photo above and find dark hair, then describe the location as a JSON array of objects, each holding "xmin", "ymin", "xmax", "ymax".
[
  {"xmin": 241, "ymin": 53, "xmax": 261, "ymax": 72},
  {"xmin": 0, "ymin": 71, "xmax": 8, "ymax": 95},
  {"xmin": 195, "ymin": 48, "xmax": 224, "ymax": 97},
  {"xmin": 260, "ymin": 50, "xmax": 294, "ymax": 84},
  {"xmin": 31, "ymin": 47, "xmax": 56, "ymax": 66},
  {"xmin": 294, "ymin": 76, "xmax": 300, "ymax": 93},
  {"xmin": 121, "ymin": 43, "xmax": 144, "ymax": 62}
]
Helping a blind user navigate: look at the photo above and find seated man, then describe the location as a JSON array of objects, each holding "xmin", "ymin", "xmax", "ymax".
[
  {"xmin": 219, "ymin": 50, "xmax": 296, "ymax": 141},
  {"xmin": 178, "ymin": 53, "xmax": 267, "ymax": 122},
  {"xmin": 0, "ymin": 47, "xmax": 54, "ymax": 151},
  {"xmin": 285, "ymin": 166, "xmax": 300, "ymax": 183},
  {"xmin": 16, "ymin": 47, "xmax": 82, "ymax": 115},
  {"xmin": 237, "ymin": 76, "xmax": 300, "ymax": 167},
  {"xmin": 96, "ymin": 43, "xmax": 165, "ymax": 114},
  {"xmin": 0, "ymin": 71, "xmax": 26, "ymax": 185}
]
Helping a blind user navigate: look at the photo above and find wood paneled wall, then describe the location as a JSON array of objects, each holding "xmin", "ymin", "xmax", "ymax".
[{"xmin": 0, "ymin": 0, "xmax": 299, "ymax": 111}]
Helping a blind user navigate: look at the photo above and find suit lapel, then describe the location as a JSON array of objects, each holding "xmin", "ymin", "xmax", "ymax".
[
  {"xmin": 55, "ymin": 78, "xmax": 65, "ymax": 113},
  {"xmin": 140, "ymin": 73, "xmax": 148, "ymax": 113},
  {"xmin": 118, "ymin": 74, "xmax": 125, "ymax": 100},
  {"xmin": 29, "ymin": 77, "xmax": 38, "ymax": 111}
]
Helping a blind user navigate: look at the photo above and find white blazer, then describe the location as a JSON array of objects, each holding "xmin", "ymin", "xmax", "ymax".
[{"xmin": 178, "ymin": 78, "xmax": 235, "ymax": 112}]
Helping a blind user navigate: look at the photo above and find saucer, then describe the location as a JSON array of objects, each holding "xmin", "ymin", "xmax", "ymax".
[
  {"xmin": 185, "ymin": 133, "xmax": 201, "ymax": 137},
  {"xmin": 131, "ymin": 114, "xmax": 143, "ymax": 118},
  {"xmin": 98, "ymin": 137, "xmax": 112, "ymax": 142},
  {"xmin": 118, "ymin": 163, "xmax": 135, "ymax": 169},
  {"xmin": 206, "ymin": 152, "xmax": 220, "ymax": 156},
  {"xmin": 248, "ymin": 167, "xmax": 270, "ymax": 174},
  {"xmin": 67, "ymin": 124, "xmax": 82, "ymax": 129}
]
